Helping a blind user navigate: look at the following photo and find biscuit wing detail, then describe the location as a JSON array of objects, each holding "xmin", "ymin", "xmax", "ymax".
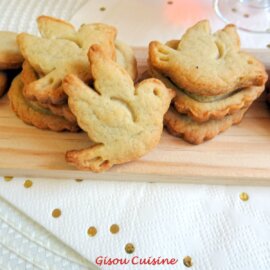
[{"xmin": 63, "ymin": 45, "xmax": 175, "ymax": 172}]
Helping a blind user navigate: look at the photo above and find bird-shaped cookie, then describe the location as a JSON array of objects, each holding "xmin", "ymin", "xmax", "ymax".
[
  {"xmin": 63, "ymin": 44, "xmax": 175, "ymax": 172},
  {"xmin": 149, "ymin": 20, "xmax": 267, "ymax": 96},
  {"xmin": 17, "ymin": 16, "xmax": 117, "ymax": 105},
  {"xmin": 37, "ymin": 16, "xmax": 137, "ymax": 82}
]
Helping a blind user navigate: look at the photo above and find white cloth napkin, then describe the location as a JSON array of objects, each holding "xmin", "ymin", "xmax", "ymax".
[
  {"xmin": 0, "ymin": 178, "xmax": 270, "ymax": 270},
  {"xmin": 0, "ymin": 0, "xmax": 270, "ymax": 270},
  {"xmin": 0, "ymin": 194, "xmax": 97, "ymax": 270},
  {"xmin": 0, "ymin": 0, "xmax": 86, "ymax": 34}
]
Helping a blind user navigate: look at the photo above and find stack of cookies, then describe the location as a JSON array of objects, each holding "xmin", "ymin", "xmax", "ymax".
[
  {"xmin": 0, "ymin": 32, "xmax": 23, "ymax": 98},
  {"xmin": 148, "ymin": 20, "xmax": 268, "ymax": 144},
  {"xmin": 9, "ymin": 16, "xmax": 137, "ymax": 132},
  {"xmin": 4, "ymin": 17, "xmax": 269, "ymax": 172},
  {"xmin": 7, "ymin": 15, "xmax": 175, "ymax": 172}
]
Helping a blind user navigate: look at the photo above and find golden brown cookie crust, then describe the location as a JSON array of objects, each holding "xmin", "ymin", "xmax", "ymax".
[
  {"xmin": 21, "ymin": 61, "xmax": 76, "ymax": 123},
  {"xmin": 164, "ymin": 107, "xmax": 247, "ymax": 145},
  {"xmin": 149, "ymin": 20, "xmax": 268, "ymax": 96},
  {"xmin": 8, "ymin": 75, "xmax": 79, "ymax": 132},
  {"xmin": 17, "ymin": 16, "xmax": 117, "ymax": 104},
  {"xmin": 17, "ymin": 33, "xmax": 91, "ymax": 104},
  {"xmin": 63, "ymin": 44, "xmax": 174, "ymax": 172},
  {"xmin": 38, "ymin": 16, "xmax": 138, "ymax": 81},
  {"xmin": 115, "ymin": 40, "xmax": 138, "ymax": 81},
  {"xmin": 149, "ymin": 66, "xmax": 264, "ymax": 122},
  {"xmin": 37, "ymin": 15, "xmax": 75, "ymax": 39},
  {"xmin": 18, "ymin": 16, "xmax": 138, "ymax": 105}
]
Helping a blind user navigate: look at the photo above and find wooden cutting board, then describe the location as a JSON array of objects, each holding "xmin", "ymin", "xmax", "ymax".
[{"xmin": 0, "ymin": 48, "xmax": 270, "ymax": 184}]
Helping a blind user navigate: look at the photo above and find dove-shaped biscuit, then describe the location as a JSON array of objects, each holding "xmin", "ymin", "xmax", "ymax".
[
  {"xmin": 149, "ymin": 20, "xmax": 267, "ymax": 96},
  {"xmin": 165, "ymin": 107, "xmax": 247, "ymax": 145},
  {"xmin": 149, "ymin": 65, "xmax": 265, "ymax": 122},
  {"xmin": 37, "ymin": 16, "xmax": 137, "ymax": 81},
  {"xmin": 37, "ymin": 16, "xmax": 116, "ymax": 59},
  {"xmin": 8, "ymin": 75, "xmax": 79, "ymax": 132},
  {"xmin": 17, "ymin": 16, "xmax": 117, "ymax": 105},
  {"xmin": 63, "ymin": 44, "xmax": 175, "ymax": 172},
  {"xmin": 21, "ymin": 61, "xmax": 76, "ymax": 123}
]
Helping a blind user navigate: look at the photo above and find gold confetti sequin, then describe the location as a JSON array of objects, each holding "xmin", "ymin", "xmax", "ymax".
[
  {"xmin": 24, "ymin": 179, "xmax": 33, "ymax": 188},
  {"xmin": 183, "ymin": 256, "xmax": 193, "ymax": 267},
  {"xmin": 240, "ymin": 192, "xmax": 249, "ymax": 201},
  {"xmin": 87, "ymin": 226, "xmax": 97, "ymax": 237},
  {"xmin": 75, "ymin": 179, "xmax": 83, "ymax": 182},
  {"xmin": 267, "ymin": 44, "xmax": 270, "ymax": 49},
  {"xmin": 100, "ymin": 7, "xmax": 106, "ymax": 11},
  {"xmin": 125, "ymin": 243, "xmax": 135, "ymax": 254},
  {"xmin": 4, "ymin": 176, "xmax": 13, "ymax": 181},
  {"xmin": 243, "ymin": 13, "xmax": 250, "ymax": 18},
  {"xmin": 167, "ymin": 1, "xmax": 173, "ymax": 4},
  {"xmin": 110, "ymin": 224, "xmax": 120, "ymax": 234},
  {"xmin": 231, "ymin": 8, "xmax": 237, "ymax": 12},
  {"xmin": 52, "ymin": 208, "xmax": 62, "ymax": 218}
]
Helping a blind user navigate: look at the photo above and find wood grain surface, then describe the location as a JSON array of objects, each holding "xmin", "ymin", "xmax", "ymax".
[{"xmin": 0, "ymin": 48, "xmax": 270, "ymax": 184}]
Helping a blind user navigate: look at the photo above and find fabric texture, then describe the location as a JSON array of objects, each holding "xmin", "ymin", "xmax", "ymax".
[
  {"xmin": 0, "ymin": 0, "xmax": 86, "ymax": 34},
  {"xmin": 0, "ymin": 1, "xmax": 269, "ymax": 270},
  {"xmin": 0, "ymin": 194, "xmax": 98, "ymax": 270}
]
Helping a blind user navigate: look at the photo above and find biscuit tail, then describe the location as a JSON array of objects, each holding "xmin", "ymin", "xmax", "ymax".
[
  {"xmin": 37, "ymin": 16, "xmax": 75, "ymax": 39},
  {"xmin": 66, "ymin": 149, "xmax": 80, "ymax": 164},
  {"xmin": 216, "ymin": 24, "xmax": 240, "ymax": 49},
  {"xmin": 37, "ymin": 15, "xmax": 68, "ymax": 24},
  {"xmin": 149, "ymin": 41, "xmax": 173, "ymax": 70},
  {"xmin": 186, "ymin": 20, "xmax": 210, "ymax": 35},
  {"xmin": 37, "ymin": 15, "xmax": 75, "ymax": 29},
  {"xmin": 66, "ymin": 144, "xmax": 111, "ymax": 172}
]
